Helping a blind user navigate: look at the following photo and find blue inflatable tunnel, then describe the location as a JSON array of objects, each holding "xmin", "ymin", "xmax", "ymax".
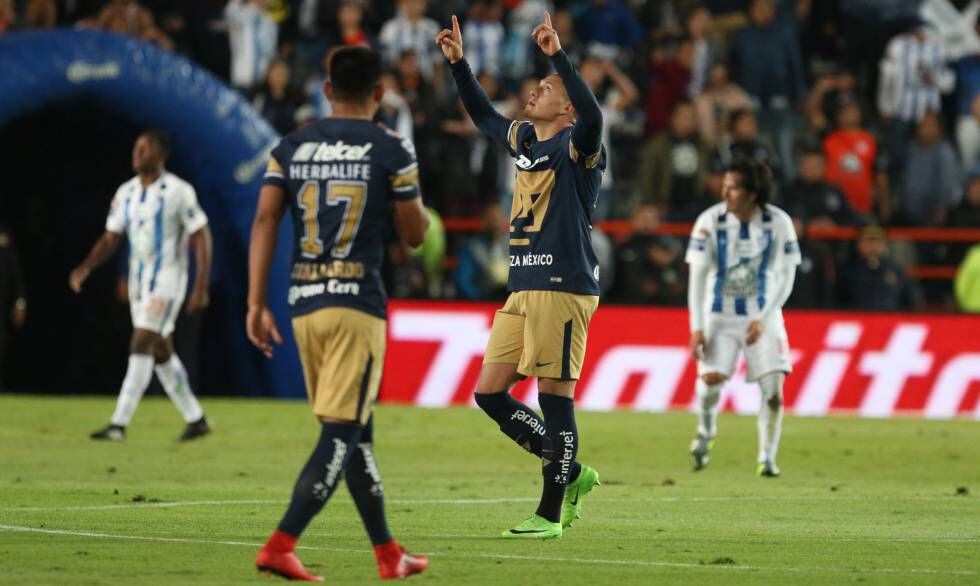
[{"xmin": 0, "ymin": 29, "xmax": 303, "ymax": 397}]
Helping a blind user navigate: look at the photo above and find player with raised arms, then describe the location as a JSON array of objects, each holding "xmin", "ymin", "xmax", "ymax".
[
  {"xmin": 685, "ymin": 158, "xmax": 801, "ymax": 476},
  {"xmin": 247, "ymin": 46, "xmax": 430, "ymax": 581},
  {"xmin": 437, "ymin": 12, "xmax": 603, "ymax": 539},
  {"xmin": 70, "ymin": 131, "xmax": 213, "ymax": 442}
]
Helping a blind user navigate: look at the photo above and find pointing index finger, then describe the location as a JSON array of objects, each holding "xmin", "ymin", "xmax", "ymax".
[
  {"xmin": 452, "ymin": 14, "xmax": 460, "ymax": 37},
  {"xmin": 544, "ymin": 11, "xmax": 552, "ymax": 27}
]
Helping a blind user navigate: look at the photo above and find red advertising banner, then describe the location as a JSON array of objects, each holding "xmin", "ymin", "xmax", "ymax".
[{"xmin": 380, "ymin": 300, "xmax": 980, "ymax": 419}]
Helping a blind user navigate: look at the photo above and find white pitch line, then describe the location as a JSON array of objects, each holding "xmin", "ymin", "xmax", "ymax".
[
  {"xmin": 0, "ymin": 524, "xmax": 977, "ymax": 578},
  {"xmin": 0, "ymin": 494, "xmax": 967, "ymax": 513}
]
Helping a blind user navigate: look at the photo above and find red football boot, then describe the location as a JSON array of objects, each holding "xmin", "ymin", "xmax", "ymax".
[
  {"xmin": 256, "ymin": 530, "xmax": 324, "ymax": 582},
  {"xmin": 374, "ymin": 540, "xmax": 429, "ymax": 580}
]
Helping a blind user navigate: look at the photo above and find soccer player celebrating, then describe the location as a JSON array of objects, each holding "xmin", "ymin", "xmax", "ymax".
[
  {"xmin": 247, "ymin": 46, "xmax": 430, "ymax": 581},
  {"xmin": 437, "ymin": 13, "xmax": 603, "ymax": 539},
  {"xmin": 70, "ymin": 131, "xmax": 213, "ymax": 442},
  {"xmin": 685, "ymin": 158, "xmax": 800, "ymax": 477}
]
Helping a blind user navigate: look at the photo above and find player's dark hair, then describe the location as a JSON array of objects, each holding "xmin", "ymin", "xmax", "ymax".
[
  {"xmin": 726, "ymin": 157, "xmax": 773, "ymax": 207},
  {"xmin": 328, "ymin": 46, "xmax": 382, "ymax": 102},
  {"xmin": 141, "ymin": 130, "xmax": 170, "ymax": 158}
]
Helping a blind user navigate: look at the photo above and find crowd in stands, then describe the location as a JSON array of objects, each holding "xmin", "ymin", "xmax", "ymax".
[{"xmin": 4, "ymin": 0, "xmax": 980, "ymax": 312}]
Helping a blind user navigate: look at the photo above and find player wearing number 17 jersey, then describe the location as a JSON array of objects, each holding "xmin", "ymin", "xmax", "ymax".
[
  {"xmin": 247, "ymin": 47, "xmax": 429, "ymax": 582},
  {"xmin": 438, "ymin": 12, "xmax": 603, "ymax": 540},
  {"xmin": 685, "ymin": 158, "xmax": 801, "ymax": 477}
]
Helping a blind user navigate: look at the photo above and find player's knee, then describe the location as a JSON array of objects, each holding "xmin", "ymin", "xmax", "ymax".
[
  {"xmin": 152, "ymin": 338, "xmax": 173, "ymax": 364},
  {"xmin": 476, "ymin": 363, "xmax": 521, "ymax": 394},
  {"xmin": 130, "ymin": 330, "xmax": 158, "ymax": 354},
  {"xmin": 537, "ymin": 378, "xmax": 575, "ymax": 398},
  {"xmin": 767, "ymin": 393, "xmax": 783, "ymax": 411},
  {"xmin": 701, "ymin": 372, "xmax": 727, "ymax": 386}
]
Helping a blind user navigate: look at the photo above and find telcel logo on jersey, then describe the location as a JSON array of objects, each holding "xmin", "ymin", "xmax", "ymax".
[{"xmin": 292, "ymin": 141, "xmax": 373, "ymax": 162}]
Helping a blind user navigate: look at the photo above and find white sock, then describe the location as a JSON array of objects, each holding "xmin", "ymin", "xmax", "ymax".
[
  {"xmin": 757, "ymin": 372, "xmax": 785, "ymax": 463},
  {"xmin": 696, "ymin": 378, "xmax": 723, "ymax": 438},
  {"xmin": 154, "ymin": 354, "xmax": 204, "ymax": 423},
  {"xmin": 110, "ymin": 354, "xmax": 155, "ymax": 426}
]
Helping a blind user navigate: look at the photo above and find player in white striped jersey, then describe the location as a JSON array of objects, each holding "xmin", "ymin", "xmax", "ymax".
[
  {"xmin": 69, "ymin": 131, "xmax": 214, "ymax": 442},
  {"xmin": 685, "ymin": 158, "xmax": 801, "ymax": 477}
]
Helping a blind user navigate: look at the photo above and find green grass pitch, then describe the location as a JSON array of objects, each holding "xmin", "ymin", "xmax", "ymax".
[{"xmin": 1, "ymin": 394, "xmax": 979, "ymax": 585}]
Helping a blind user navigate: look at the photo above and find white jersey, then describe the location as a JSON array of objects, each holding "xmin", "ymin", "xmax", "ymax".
[
  {"xmin": 105, "ymin": 172, "xmax": 208, "ymax": 301},
  {"xmin": 685, "ymin": 203, "xmax": 800, "ymax": 320}
]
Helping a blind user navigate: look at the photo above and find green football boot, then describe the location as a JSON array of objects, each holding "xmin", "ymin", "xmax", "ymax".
[
  {"xmin": 560, "ymin": 464, "xmax": 600, "ymax": 529},
  {"xmin": 757, "ymin": 460, "xmax": 781, "ymax": 478},
  {"xmin": 501, "ymin": 514, "xmax": 562, "ymax": 539}
]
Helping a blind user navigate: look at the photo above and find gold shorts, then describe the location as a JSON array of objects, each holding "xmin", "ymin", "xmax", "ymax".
[
  {"xmin": 291, "ymin": 307, "xmax": 386, "ymax": 424},
  {"xmin": 484, "ymin": 290, "xmax": 599, "ymax": 380}
]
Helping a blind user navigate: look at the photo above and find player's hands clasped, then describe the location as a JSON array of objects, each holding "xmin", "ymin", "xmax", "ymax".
[
  {"xmin": 689, "ymin": 330, "xmax": 706, "ymax": 360},
  {"xmin": 247, "ymin": 304, "xmax": 283, "ymax": 358},
  {"xmin": 746, "ymin": 320, "xmax": 764, "ymax": 345},
  {"xmin": 531, "ymin": 12, "xmax": 562, "ymax": 56},
  {"xmin": 68, "ymin": 266, "xmax": 90, "ymax": 293},
  {"xmin": 435, "ymin": 15, "xmax": 463, "ymax": 64}
]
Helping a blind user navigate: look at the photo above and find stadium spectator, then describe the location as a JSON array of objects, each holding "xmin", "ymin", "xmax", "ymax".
[
  {"xmin": 501, "ymin": 0, "xmax": 552, "ymax": 81},
  {"xmin": 182, "ymin": 0, "xmax": 231, "ymax": 81},
  {"xmin": 954, "ymin": 243, "xmax": 980, "ymax": 312},
  {"xmin": 638, "ymin": 100, "xmax": 711, "ymax": 219},
  {"xmin": 644, "ymin": 35, "xmax": 694, "ymax": 136},
  {"xmin": 455, "ymin": 202, "xmax": 510, "ymax": 300},
  {"xmin": 23, "ymin": 0, "xmax": 56, "ymax": 29},
  {"xmin": 714, "ymin": 108, "xmax": 779, "ymax": 176},
  {"xmin": 83, "ymin": 0, "xmax": 175, "ymax": 51},
  {"xmin": 784, "ymin": 216, "xmax": 836, "ymax": 309},
  {"xmin": 694, "ymin": 61, "xmax": 753, "ymax": 145},
  {"xmin": 334, "ymin": 0, "xmax": 374, "ymax": 48},
  {"xmin": 462, "ymin": 0, "xmax": 505, "ymax": 77},
  {"xmin": 225, "ymin": 0, "xmax": 277, "ymax": 90},
  {"xmin": 782, "ymin": 148, "xmax": 856, "ymax": 227},
  {"xmin": 305, "ymin": 50, "xmax": 332, "ymax": 120},
  {"xmin": 251, "ymin": 58, "xmax": 304, "ymax": 135},
  {"xmin": 395, "ymin": 49, "xmax": 438, "ymax": 169},
  {"xmin": 0, "ymin": 0, "xmax": 14, "ymax": 34},
  {"xmin": 956, "ymin": 92, "xmax": 980, "ymax": 170},
  {"xmin": 944, "ymin": 171, "xmax": 980, "ymax": 265},
  {"xmin": 685, "ymin": 5, "xmax": 714, "ymax": 96},
  {"xmin": 822, "ymin": 97, "xmax": 887, "ymax": 217},
  {"xmin": 837, "ymin": 225, "xmax": 921, "ymax": 311},
  {"xmin": 729, "ymin": 0, "xmax": 807, "ymax": 180},
  {"xmin": 877, "ymin": 19, "xmax": 954, "ymax": 172},
  {"xmin": 379, "ymin": 0, "xmax": 441, "ymax": 79},
  {"xmin": 899, "ymin": 111, "xmax": 961, "ymax": 226},
  {"xmin": 0, "ymin": 221, "xmax": 26, "ymax": 391},
  {"xmin": 379, "ymin": 72, "xmax": 415, "ymax": 140},
  {"xmin": 575, "ymin": 0, "xmax": 644, "ymax": 56},
  {"xmin": 612, "ymin": 205, "xmax": 685, "ymax": 305}
]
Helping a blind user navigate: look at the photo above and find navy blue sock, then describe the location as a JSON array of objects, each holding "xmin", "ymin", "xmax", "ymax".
[
  {"xmin": 475, "ymin": 391, "xmax": 547, "ymax": 455},
  {"xmin": 344, "ymin": 417, "xmax": 393, "ymax": 546},
  {"xmin": 536, "ymin": 394, "xmax": 579, "ymax": 523},
  {"xmin": 278, "ymin": 422, "xmax": 362, "ymax": 536}
]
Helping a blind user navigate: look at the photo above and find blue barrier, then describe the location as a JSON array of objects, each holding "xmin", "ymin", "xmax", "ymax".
[{"xmin": 0, "ymin": 29, "xmax": 304, "ymax": 398}]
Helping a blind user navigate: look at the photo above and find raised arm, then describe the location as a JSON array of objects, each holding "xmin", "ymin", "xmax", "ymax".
[
  {"xmin": 437, "ymin": 15, "xmax": 514, "ymax": 145},
  {"xmin": 533, "ymin": 12, "xmax": 603, "ymax": 155}
]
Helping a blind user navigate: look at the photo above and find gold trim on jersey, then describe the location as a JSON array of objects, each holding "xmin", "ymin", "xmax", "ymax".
[
  {"xmin": 390, "ymin": 165, "xmax": 420, "ymax": 190},
  {"xmin": 266, "ymin": 157, "xmax": 284, "ymax": 175},
  {"xmin": 508, "ymin": 120, "xmax": 529, "ymax": 152},
  {"xmin": 568, "ymin": 141, "xmax": 601, "ymax": 169}
]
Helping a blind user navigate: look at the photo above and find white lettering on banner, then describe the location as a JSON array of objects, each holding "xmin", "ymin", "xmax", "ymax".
[
  {"xmin": 795, "ymin": 322, "xmax": 862, "ymax": 416},
  {"xmin": 380, "ymin": 304, "xmax": 980, "ymax": 419},
  {"xmin": 389, "ymin": 311, "xmax": 491, "ymax": 407},
  {"xmin": 859, "ymin": 325, "xmax": 934, "ymax": 417},
  {"xmin": 924, "ymin": 354, "xmax": 980, "ymax": 419},
  {"xmin": 580, "ymin": 347, "xmax": 688, "ymax": 411}
]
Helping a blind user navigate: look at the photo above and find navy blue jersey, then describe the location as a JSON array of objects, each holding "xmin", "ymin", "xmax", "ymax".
[
  {"xmin": 263, "ymin": 118, "xmax": 420, "ymax": 319},
  {"xmin": 506, "ymin": 121, "xmax": 605, "ymax": 295}
]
